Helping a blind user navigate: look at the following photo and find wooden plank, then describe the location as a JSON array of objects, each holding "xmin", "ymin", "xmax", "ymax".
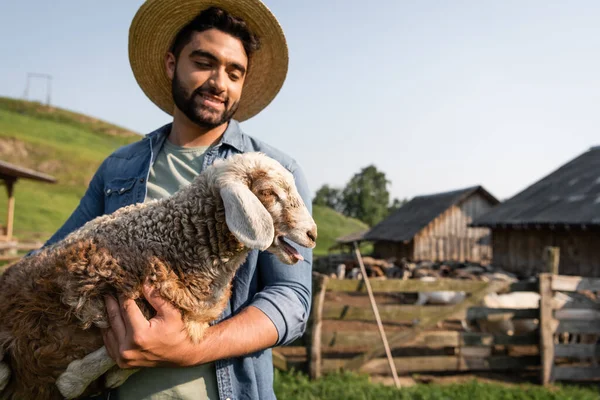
[
  {"xmin": 465, "ymin": 307, "xmax": 538, "ymax": 320},
  {"xmin": 322, "ymin": 303, "xmax": 459, "ymax": 322},
  {"xmin": 326, "ymin": 279, "xmax": 487, "ymax": 293},
  {"xmin": 551, "ymin": 275, "xmax": 600, "ymax": 292},
  {"xmin": 460, "ymin": 346, "xmax": 492, "ymax": 358},
  {"xmin": 555, "ymin": 309, "xmax": 600, "ymax": 321},
  {"xmin": 344, "ymin": 280, "xmax": 509, "ymax": 371},
  {"xmin": 5, "ymin": 181, "xmax": 14, "ymax": 240},
  {"xmin": 308, "ymin": 272, "xmax": 328, "ymax": 379},
  {"xmin": 272, "ymin": 349, "xmax": 288, "ymax": 371},
  {"xmin": 322, "ymin": 330, "xmax": 539, "ymax": 348},
  {"xmin": 556, "ymin": 320, "xmax": 600, "ymax": 334},
  {"xmin": 553, "ymin": 366, "xmax": 600, "ymax": 382},
  {"xmin": 555, "ymin": 344, "xmax": 600, "ymax": 359},
  {"xmin": 539, "ymin": 274, "xmax": 555, "ymax": 385},
  {"xmin": 324, "ymin": 356, "xmax": 539, "ymax": 374},
  {"xmin": 322, "ymin": 303, "xmax": 537, "ymax": 322}
]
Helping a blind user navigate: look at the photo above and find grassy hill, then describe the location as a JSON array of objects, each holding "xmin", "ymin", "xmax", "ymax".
[
  {"xmin": 312, "ymin": 205, "xmax": 369, "ymax": 256},
  {"xmin": 0, "ymin": 97, "xmax": 368, "ymax": 254},
  {"xmin": 0, "ymin": 97, "xmax": 140, "ymax": 240}
]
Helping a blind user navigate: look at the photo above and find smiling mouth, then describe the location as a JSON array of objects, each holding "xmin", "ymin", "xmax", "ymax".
[
  {"xmin": 199, "ymin": 93, "xmax": 225, "ymax": 109},
  {"xmin": 278, "ymin": 236, "xmax": 304, "ymax": 261}
]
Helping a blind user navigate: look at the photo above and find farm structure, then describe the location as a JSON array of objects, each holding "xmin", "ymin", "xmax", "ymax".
[
  {"xmin": 471, "ymin": 146, "xmax": 600, "ymax": 277},
  {"xmin": 0, "ymin": 160, "xmax": 55, "ymax": 259},
  {"xmin": 362, "ymin": 186, "xmax": 499, "ymax": 263}
]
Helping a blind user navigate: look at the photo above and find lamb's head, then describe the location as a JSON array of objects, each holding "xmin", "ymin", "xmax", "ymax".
[{"xmin": 213, "ymin": 152, "xmax": 317, "ymax": 264}]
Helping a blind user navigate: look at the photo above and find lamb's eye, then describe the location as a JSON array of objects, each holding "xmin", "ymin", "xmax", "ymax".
[{"xmin": 260, "ymin": 189, "xmax": 276, "ymax": 199}]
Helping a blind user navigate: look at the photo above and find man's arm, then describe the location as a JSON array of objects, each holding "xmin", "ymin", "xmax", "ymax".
[{"xmin": 102, "ymin": 162, "xmax": 314, "ymax": 367}]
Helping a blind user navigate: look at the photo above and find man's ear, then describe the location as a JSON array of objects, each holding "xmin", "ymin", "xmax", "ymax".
[{"xmin": 165, "ymin": 52, "xmax": 176, "ymax": 81}]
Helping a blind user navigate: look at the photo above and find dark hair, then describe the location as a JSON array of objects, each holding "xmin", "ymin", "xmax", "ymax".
[{"xmin": 170, "ymin": 7, "xmax": 261, "ymax": 60}]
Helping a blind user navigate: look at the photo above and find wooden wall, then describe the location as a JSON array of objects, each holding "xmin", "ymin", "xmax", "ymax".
[
  {"xmin": 412, "ymin": 194, "xmax": 494, "ymax": 263},
  {"xmin": 373, "ymin": 240, "xmax": 413, "ymax": 261},
  {"xmin": 491, "ymin": 228, "xmax": 600, "ymax": 277}
]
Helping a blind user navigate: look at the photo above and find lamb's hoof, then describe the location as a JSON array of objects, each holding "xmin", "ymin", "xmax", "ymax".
[
  {"xmin": 56, "ymin": 368, "xmax": 89, "ymax": 399},
  {"xmin": 0, "ymin": 362, "xmax": 10, "ymax": 392},
  {"xmin": 105, "ymin": 368, "xmax": 139, "ymax": 389}
]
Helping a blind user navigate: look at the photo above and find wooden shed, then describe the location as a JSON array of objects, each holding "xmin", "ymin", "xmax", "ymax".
[
  {"xmin": 363, "ymin": 186, "xmax": 499, "ymax": 263},
  {"xmin": 0, "ymin": 160, "xmax": 56, "ymax": 241},
  {"xmin": 471, "ymin": 146, "xmax": 600, "ymax": 277}
]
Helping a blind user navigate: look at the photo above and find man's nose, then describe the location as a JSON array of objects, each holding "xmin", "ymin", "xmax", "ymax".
[{"xmin": 208, "ymin": 69, "xmax": 227, "ymax": 92}]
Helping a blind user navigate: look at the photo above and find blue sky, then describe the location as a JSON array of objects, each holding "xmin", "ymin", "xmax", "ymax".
[{"xmin": 1, "ymin": 0, "xmax": 599, "ymax": 202}]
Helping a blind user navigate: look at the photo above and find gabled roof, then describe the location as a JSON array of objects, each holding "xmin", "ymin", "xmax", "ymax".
[
  {"xmin": 364, "ymin": 185, "xmax": 499, "ymax": 242},
  {"xmin": 0, "ymin": 160, "xmax": 56, "ymax": 183},
  {"xmin": 471, "ymin": 146, "xmax": 600, "ymax": 228}
]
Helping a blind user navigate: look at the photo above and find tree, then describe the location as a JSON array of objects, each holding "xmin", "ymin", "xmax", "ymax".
[
  {"xmin": 341, "ymin": 165, "xmax": 391, "ymax": 226},
  {"xmin": 312, "ymin": 184, "xmax": 344, "ymax": 213},
  {"xmin": 387, "ymin": 197, "xmax": 408, "ymax": 215}
]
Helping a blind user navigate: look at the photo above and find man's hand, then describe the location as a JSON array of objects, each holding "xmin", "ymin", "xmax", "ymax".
[{"xmin": 102, "ymin": 284, "xmax": 198, "ymax": 368}]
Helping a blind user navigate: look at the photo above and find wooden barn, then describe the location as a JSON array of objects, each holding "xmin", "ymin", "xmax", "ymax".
[
  {"xmin": 471, "ymin": 146, "xmax": 600, "ymax": 277},
  {"xmin": 0, "ymin": 160, "xmax": 56, "ymax": 241},
  {"xmin": 363, "ymin": 185, "xmax": 499, "ymax": 263}
]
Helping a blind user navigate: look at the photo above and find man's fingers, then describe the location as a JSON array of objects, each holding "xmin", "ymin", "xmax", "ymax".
[
  {"xmin": 142, "ymin": 284, "xmax": 180, "ymax": 323},
  {"xmin": 118, "ymin": 296, "xmax": 150, "ymax": 335},
  {"xmin": 102, "ymin": 328, "xmax": 118, "ymax": 361},
  {"xmin": 105, "ymin": 295, "xmax": 126, "ymax": 339}
]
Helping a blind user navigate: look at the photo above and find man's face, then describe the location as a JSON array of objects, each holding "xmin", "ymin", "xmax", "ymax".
[{"xmin": 167, "ymin": 29, "xmax": 248, "ymax": 128}]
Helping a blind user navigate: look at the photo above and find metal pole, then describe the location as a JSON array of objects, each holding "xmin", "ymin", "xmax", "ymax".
[{"xmin": 353, "ymin": 241, "xmax": 401, "ymax": 388}]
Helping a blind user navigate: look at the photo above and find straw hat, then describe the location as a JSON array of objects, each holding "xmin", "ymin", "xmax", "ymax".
[{"xmin": 128, "ymin": 0, "xmax": 288, "ymax": 122}]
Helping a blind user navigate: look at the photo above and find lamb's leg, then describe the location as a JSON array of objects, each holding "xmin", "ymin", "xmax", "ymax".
[
  {"xmin": 56, "ymin": 346, "xmax": 116, "ymax": 399},
  {"xmin": 105, "ymin": 367, "xmax": 140, "ymax": 389}
]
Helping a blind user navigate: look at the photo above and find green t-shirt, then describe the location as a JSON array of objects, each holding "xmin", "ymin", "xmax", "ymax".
[{"xmin": 116, "ymin": 139, "xmax": 219, "ymax": 400}]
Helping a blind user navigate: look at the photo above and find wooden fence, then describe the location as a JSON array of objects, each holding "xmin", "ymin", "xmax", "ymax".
[
  {"xmin": 274, "ymin": 270, "xmax": 600, "ymax": 385},
  {"xmin": 540, "ymin": 273, "xmax": 600, "ymax": 385}
]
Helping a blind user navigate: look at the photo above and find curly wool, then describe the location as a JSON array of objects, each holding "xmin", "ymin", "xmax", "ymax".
[{"xmin": 0, "ymin": 153, "xmax": 283, "ymax": 400}]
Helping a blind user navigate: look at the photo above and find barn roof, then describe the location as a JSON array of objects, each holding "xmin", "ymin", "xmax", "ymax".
[
  {"xmin": 471, "ymin": 146, "xmax": 600, "ymax": 228},
  {"xmin": 364, "ymin": 185, "xmax": 499, "ymax": 243},
  {"xmin": 0, "ymin": 160, "xmax": 56, "ymax": 183}
]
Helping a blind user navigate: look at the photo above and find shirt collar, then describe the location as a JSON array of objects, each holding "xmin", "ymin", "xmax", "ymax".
[{"xmin": 145, "ymin": 120, "xmax": 245, "ymax": 153}]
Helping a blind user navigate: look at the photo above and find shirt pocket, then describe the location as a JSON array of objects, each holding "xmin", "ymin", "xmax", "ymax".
[{"xmin": 104, "ymin": 177, "xmax": 137, "ymax": 214}]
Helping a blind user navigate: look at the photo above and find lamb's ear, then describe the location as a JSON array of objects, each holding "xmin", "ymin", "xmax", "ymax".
[{"xmin": 220, "ymin": 183, "xmax": 274, "ymax": 250}]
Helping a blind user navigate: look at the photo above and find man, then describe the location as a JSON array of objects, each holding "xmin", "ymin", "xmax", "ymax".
[{"xmin": 42, "ymin": 1, "xmax": 312, "ymax": 399}]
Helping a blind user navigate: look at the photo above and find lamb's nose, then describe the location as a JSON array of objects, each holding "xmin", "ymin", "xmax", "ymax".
[{"xmin": 307, "ymin": 227, "xmax": 317, "ymax": 243}]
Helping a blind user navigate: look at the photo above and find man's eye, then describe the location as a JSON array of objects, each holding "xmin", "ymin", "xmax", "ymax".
[
  {"xmin": 195, "ymin": 62, "xmax": 211, "ymax": 68},
  {"xmin": 229, "ymin": 73, "xmax": 241, "ymax": 82}
]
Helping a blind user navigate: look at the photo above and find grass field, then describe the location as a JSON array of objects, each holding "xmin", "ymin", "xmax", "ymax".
[{"xmin": 274, "ymin": 370, "xmax": 600, "ymax": 400}]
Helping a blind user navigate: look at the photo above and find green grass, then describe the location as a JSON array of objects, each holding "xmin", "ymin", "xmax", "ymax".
[
  {"xmin": 274, "ymin": 370, "xmax": 600, "ymax": 400},
  {"xmin": 312, "ymin": 205, "xmax": 369, "ymax": 256},
  {"xmin": 0, "ymin": 97, "xmax": 140, "ymax": 241}
]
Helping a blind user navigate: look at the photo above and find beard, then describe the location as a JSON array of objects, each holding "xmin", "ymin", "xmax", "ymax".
[{"xmin": 171, "ymin": 70, "xmax": 240, "ymax": 129}]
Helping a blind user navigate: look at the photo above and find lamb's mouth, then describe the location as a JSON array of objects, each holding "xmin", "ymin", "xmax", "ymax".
[{"xmin": 278, "ymin": 236, "xmax": 304, "ymax": 262}]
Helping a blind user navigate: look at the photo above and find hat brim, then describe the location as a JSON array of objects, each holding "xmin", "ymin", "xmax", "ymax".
[{"xmin": 128, "ymin": 0, "xmax": 288, "ymax": 122}]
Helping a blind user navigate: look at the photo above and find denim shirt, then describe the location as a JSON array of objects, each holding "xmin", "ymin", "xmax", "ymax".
[{"xmin": 43, "ymin": 120, "xmax": 313, "ymax": 400}]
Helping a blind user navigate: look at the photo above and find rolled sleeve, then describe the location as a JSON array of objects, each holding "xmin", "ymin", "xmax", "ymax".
[{"xmin": 250, "ymin": 162, "xmax": 313, "ymax": 346}]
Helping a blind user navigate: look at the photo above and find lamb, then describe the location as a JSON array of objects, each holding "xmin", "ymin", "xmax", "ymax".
[{"xmin": 0, "ymin": 152, "xmax": 317, "ymax": 400}]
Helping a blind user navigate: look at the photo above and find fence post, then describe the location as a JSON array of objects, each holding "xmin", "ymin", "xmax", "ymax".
[
  {"xmin": 544, "ymin": 246, "xmax": 560, "ymax": 275},
  {"xmin": 539, "ymin": 273, "xmax": 555, "ymax": 385},
  {"xmin": 308, "ymin": 272, "xmax": 328, "ymax": 379}
]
